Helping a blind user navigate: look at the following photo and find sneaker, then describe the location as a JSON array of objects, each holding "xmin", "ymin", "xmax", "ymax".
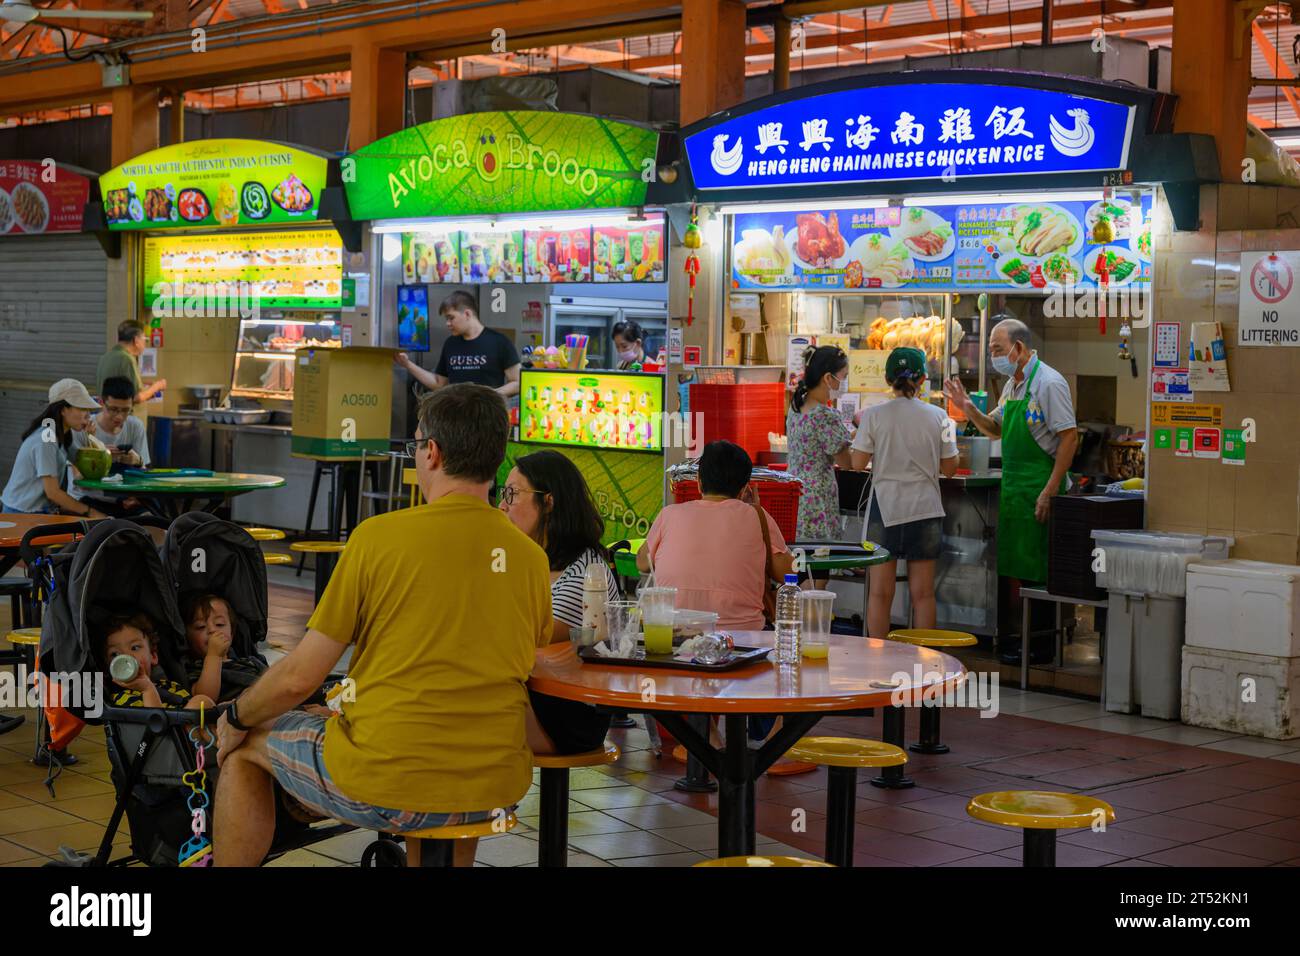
[{"xmin": 34, "ymin": 748, "xmax": 77, "ymax": 767}]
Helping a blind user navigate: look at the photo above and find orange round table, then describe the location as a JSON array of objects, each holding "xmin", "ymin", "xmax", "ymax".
[
  {"xmin": 529, "ymin": 632, "xmax": 966, "ymax": 858},
  {"xmin": 0, "ymin": 514, "xmax": 87, "ymax": 575}
]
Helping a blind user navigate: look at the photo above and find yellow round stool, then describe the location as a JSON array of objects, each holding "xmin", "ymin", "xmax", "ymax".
[
  {"xmin": 888, "ymin": 628, "xmax": 977, "ymax": 757},
  {"xmin": 695, "ymin": 855, "xmax": 833, "ymax": 867},
  {"xmin": 534, "ymin": 742, "xmax": 620, "ymax": 868},
  {"xmin": 263, "ymin": 553, "xmax": 293, "ymax": 566},
  {"xmin": 967, "ymin": 791, "xmax": 1116, "ymax": 867},
  {"xmin": 362, "ymin": 812, "xmax": 518, "ymax": 867},
  {"xmin": 4, "ymin": 627, "xmax": 40, "ymax": 648},
  {"xmin": 784, "ymin": 737, "xmax": 906, "ymax": 868},
  {"xmin": 290, "ymin": 541, "xmax": 348, "ymax": 602},
  {"xmin": 244, "ymin": 527, "xmax": 286, "ymax": 542}
]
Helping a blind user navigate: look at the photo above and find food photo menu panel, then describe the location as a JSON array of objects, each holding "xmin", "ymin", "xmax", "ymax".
[{"xmin": 731, "ymin": 195, "xmax": 1153, "ymax": 292}]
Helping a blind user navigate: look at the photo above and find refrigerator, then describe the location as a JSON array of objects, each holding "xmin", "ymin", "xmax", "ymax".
[{"xmin": 547, "ymin": 296, "xmax": 668, "ymax": 369}]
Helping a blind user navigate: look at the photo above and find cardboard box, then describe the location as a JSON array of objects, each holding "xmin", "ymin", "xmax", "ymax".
[{"xmin": 291, "ymin": 346, "xmax": 394, "ymax": 459}]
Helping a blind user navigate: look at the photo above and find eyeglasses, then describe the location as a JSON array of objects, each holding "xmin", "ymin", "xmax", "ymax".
[
  {"xmin": 102, "ymin": 404, "xmax": 132, "ymax": 417},
  {"xmin": 404, "ymin": 437, "xmax": 432, "ymax": 459},
  {"xmin": 499, "ymin": 485, "xmax": 544, "ymax": 507}
]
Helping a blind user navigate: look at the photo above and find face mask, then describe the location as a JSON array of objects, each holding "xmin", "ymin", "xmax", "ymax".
[
  {"xmin": 991, "ymin": 350, "xmax": 1018, "ymax": 376},
  {"xmin": 828, "ymin": 373, "xmax": 846, "ymax": 399},
  {"xmin": 617, "ymin": 348, "xmax": 639, "ymax": 363}
]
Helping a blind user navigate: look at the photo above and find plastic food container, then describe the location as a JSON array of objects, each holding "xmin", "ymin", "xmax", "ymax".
[
  {"xmin": 1090, "ymin": 530, "xmax": 1233, "ymax": 597},
  {"xmin": 672, "ymin": 608, "xmax": 720, "ymax": 639}
]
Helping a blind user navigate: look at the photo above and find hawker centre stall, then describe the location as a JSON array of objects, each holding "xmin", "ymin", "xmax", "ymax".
[
  {"xmin": 84, "ymin": 138, "xmax": 358, "ymax": 531},
  {"xmin": 342, "ymin": 110, "xmax": 682, "ymax": 542},
  {"xmin": 680, "ymin": 69, "xmax": 1206, "ymax": 636}
]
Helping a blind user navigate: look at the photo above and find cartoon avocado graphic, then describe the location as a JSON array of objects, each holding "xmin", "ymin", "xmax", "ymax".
[{"xmin": 474, "ymin": 130, "xmax": 502, "ymax": 183}]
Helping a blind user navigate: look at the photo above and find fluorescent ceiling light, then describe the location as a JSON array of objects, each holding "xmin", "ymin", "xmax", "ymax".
[
  {"xmin": 722, "ymin": 199, "xmax": 889, "ymax": 215},
  {"xmin": 1271, "ymin": 136, "xmax": 1300, "ymax": 149},
  {"xmin": 371, "ymin": 210, "xmax": 662, "ymax": 234},
  {"xmin": 903, "ymin": 190, "xmax": 1111, "ymax": 206}
]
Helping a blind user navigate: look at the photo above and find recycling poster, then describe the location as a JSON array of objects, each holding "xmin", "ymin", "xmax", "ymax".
[{"xmin": 730, "ymin": 194, "xmax": 1153, "ymax": 292}]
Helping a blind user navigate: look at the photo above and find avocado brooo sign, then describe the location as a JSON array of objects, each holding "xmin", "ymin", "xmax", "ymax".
[{"xmin": 343, "ymin": 111, "xmax": 660, "ymax": 219}]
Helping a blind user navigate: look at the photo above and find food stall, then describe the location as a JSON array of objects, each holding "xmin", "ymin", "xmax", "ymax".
[
  {"xmin": 342, "ymin": 110, "xmax": 676, "ymax": 529},
  {"xmin": 88, "ymin": 138, "xmax": 357, "ymax": 528},
  {"xmin": 681, "ymin": 69, "xmax": 1176, "ymax": 635}
]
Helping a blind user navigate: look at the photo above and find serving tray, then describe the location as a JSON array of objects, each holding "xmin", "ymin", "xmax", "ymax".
[{"xmin": 577, "ymin": 642, "xmax": 771, "ymax": 673}]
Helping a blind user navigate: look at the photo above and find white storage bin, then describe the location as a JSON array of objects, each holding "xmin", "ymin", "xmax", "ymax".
[
  {"xmin": 1091, "ymin": 530, "xmax": 1233, "ymax": 597},
  {"xmin": 1181, "ymin": 645, "xmax": 1300, "ymax": 740},
  {"xmin": 1186, "ymin": 560, "xmax": 1300, "ymax": 657}
]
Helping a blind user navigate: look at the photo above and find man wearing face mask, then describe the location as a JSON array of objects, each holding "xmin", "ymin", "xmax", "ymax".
[{"xmin": 945, "ymin": 319, "xmax": 1077, "ymax": 664}]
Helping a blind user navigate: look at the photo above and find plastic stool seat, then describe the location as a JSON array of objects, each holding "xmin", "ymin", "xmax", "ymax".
[
  {"xmin": 244, "ymin": 527, "xmax": 286, "ymax": 542},
  {"xmin": 0, "ymin": 577, "xmax": 33, "ymax": 595},
  {"xmin": 694, "ymin": 855, "xmax": 833, "ymax": 867},
  {"xmin": 5, "ymin": 628, "xmax": 40, "ymax": 647},
  {"xmin": 888, "ymin": 628, "xmax": 978, "ymax": 648},
  {"xmin": 967, "ymin": 791, "xmax": 1116, "ymax": 830},
  {"xmin": 398, "ymin": 813, "xmax": 517, "ymax": 841},
  {"xmin": 533, "ymin": 742, "xmax": 619, "ymax": 770},
  {"xmin": 263, "ymin": 554, "xmax": 293, "ymax": 566},
  {"xmin": 786, "ymin": 736, "xmax": 907, "ymax": 769},
  {"xmin": 290, "ymin": 541, "xmax": 348, "ymax": 554}
]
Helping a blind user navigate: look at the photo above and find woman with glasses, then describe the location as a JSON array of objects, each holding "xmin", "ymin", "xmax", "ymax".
[{"xmin": 499, "ymin": 450, "xmax": 620, "ymax": 754}]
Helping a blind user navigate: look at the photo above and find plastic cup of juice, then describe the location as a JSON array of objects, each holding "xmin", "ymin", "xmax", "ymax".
[
  {"xmin": 639, "ymin": 586, "xmax": 677, "ymax": 655},
  {"xmin": 799, "ymin": 589, "xmax": 835, "ymax": 660}
]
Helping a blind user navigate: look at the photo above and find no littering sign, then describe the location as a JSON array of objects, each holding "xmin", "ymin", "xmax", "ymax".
[{"xmin": 1239, "ymin": 251, "xmax": 1300, "ymax": 345}]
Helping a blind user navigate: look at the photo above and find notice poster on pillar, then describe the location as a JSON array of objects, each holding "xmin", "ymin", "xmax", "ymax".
[{"xmin": 730, "ymin": 194, "xmax": 1152, "ymax": 292}]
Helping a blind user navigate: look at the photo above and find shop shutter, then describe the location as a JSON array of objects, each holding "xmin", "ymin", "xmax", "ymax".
[{"xmin": 0, "ymin": 234, "xmax": 107, "ymax": 480}]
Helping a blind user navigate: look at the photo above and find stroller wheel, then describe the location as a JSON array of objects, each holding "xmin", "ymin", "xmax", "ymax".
[{"xmin": 360, "ymin": 839, "xmax": 407, "ymax": 867}]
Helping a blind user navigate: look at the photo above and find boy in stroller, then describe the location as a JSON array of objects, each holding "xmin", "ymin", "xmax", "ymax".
[{"xmin": 100, "ymin": 610, "xmax": 215, "ymax": 712}]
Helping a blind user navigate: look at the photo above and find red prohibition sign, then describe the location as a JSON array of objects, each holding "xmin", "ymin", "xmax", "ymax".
[{"xmin": 1251, "ymin": 254, "xmax": 1293, "ymax": 304}]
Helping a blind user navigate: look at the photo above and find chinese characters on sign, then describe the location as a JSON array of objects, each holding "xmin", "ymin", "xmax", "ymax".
[{"xmin": 687, "ymin": 82, "xmax": 1135, "ymax": 190}]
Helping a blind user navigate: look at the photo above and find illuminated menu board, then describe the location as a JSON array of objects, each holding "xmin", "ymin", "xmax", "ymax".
[{"xmin": 520, "ymin": 369, "xmax": 664, "ymax": 453}]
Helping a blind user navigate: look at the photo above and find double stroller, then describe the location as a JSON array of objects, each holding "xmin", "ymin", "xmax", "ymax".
[{"xmin": 34, "ymin": 512, "xmax": 349, "ymax": 867}]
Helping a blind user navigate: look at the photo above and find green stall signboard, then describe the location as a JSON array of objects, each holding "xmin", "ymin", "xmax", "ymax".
[
  {"xmin": 100, "ymin": 139, "xmax": 328, "ymax": 231},
  {"xmin": 500, "ymin": 441, "xmax": 664, "ymax": 546},
  {"xmin": 344, "ymin": 112, "xmax": 660, "ymax": 219}
]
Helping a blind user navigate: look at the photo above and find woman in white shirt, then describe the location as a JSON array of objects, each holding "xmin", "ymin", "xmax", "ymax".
[{"xmin": 850, "ymin": 348, "xmax": 958, "ymax": 638}]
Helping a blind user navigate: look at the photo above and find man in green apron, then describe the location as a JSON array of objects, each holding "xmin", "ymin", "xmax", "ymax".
[{"xmin": 946, "ymin": 318, "xmax": 1078, "ymax": 664}]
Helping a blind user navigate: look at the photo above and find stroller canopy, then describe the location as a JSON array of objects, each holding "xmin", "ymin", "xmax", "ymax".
[
  {"xmin": 40, "ymin": 519, "xmax": 188, "ymax": 684},
  {"xmin": 163, "ymin": 512, "xmax": 269, "ymax": 657}
]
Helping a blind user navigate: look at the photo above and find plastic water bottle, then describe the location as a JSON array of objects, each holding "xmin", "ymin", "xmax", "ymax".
[
  {"xmin": 774, "ymin": 574, "xmax": 802, "ymax": 664},
  {"xmin": 581, "ymin": 562, "xmax": 610, "ymax": 646}
]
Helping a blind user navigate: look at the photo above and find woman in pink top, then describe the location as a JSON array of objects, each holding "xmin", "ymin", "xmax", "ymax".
[{"xmin": 637, "ymin": 440, "xmax": 794, "ymax": 630}]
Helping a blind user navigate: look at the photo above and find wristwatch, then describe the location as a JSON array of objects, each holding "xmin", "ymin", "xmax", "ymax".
[{"xmin": 226, "ymin": 699, "xmax": 251, "ymax": 732}]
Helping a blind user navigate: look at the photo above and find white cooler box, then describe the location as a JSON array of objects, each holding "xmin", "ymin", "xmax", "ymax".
[
  {"xmin": 1186, "ymin": 559, "xmax": 1300, "ymax": 657},
  {"xmin": 1181, "ymin": 645, "xmax": 1300, "ymax": 739}
]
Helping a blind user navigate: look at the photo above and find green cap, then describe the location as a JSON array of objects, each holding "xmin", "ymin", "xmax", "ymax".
[{"xmin": 885, "ymin": 347, "xmax": 927, "ymax": 384}]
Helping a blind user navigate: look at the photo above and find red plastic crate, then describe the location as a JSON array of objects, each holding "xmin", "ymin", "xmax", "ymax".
[
  {"xmin": 670, "ymin": 478, "xmax": 802, "ymax": 541},
  {"xmin": 688, "ymin": 382, "xmax": 786, "ymax": 461}
]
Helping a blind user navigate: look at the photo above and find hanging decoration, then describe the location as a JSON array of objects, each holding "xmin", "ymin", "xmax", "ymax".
[{"xmin": 683, "ymin": 204, "xmax": 702, "ymax": 326}]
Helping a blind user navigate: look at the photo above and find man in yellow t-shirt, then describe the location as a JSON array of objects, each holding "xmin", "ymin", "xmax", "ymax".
[{"xmin": 212, "ymin": 384, "xmax": 551, "ymax": 867}]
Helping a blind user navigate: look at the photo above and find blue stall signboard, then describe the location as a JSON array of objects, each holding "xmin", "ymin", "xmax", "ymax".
[
  {"xmin": 687, "ymin": 83, "xmax": 1135, "ymax": 191},
  {"xmin": 730, "ymin": 194, "xmax": 1153, "ymax": 291}
]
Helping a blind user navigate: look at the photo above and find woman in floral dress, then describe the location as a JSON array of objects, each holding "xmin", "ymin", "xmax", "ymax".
[{"xmin": 786, "ymin": 345, "xmax": 853, "ymax": 543}]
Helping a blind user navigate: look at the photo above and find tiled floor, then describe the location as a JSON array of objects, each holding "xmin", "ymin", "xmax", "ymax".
[{"xmin": 2, "ymin": 580, "xmax": 1299, "ymax": 867}]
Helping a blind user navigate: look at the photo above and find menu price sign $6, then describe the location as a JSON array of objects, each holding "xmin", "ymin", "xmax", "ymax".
[{"xmin": 1239, "ymin": 251, "xmax": 1300, "ymax": 346}]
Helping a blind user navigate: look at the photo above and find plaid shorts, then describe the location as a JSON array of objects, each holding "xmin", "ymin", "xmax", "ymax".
[{"xmin": 266, "ymin": 711, "xmax": 494, "ymax": 832}]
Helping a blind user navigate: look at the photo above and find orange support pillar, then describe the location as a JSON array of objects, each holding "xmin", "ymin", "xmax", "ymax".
[
  {"xmin": 110, "ymin": 86, "xmax": 160, "ymax": 166},
  {"xmin": 680, "ymin": 0, "xmax": 748, "ymax": 126},
  {"xmin": 1171, "ymin": 0, "xmax": 1254, "ymax": 182},
  {"xmin": 350, "ymin": 43, "xmax": 407, "ymax": 149}
]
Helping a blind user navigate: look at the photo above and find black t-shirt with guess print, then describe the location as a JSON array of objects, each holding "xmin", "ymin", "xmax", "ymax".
[{"xmin": 434, "ymin": 328, "xmax": 519, "ymax": 388}]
